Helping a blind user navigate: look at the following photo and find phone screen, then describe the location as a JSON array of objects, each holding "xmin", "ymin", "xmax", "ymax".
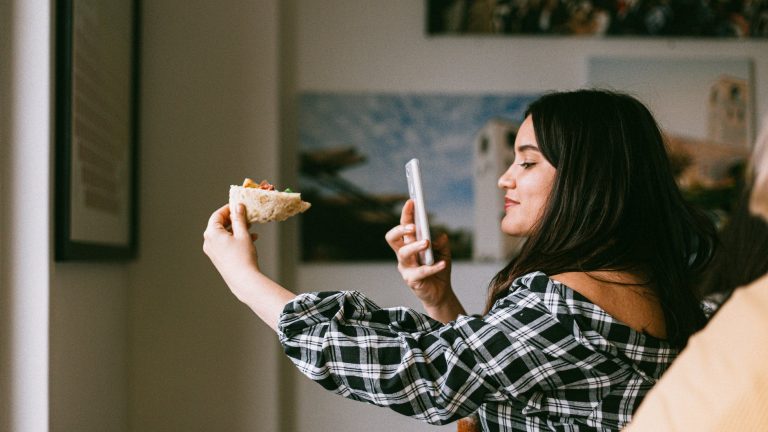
[{"xmin": 405, "ymin": 158, "xmax": 434, "ymax": 265}]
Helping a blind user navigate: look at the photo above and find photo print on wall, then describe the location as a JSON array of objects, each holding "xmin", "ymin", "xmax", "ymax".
[
  {"xmin": 588, "ymin": 56, "xmax": 754, "ymax": 223},
  {"xmin": 299, "ymin": 92, "xmax": 541, "ymax": 262},
  {"xmin": 427, "ymin": 0, "xmax": 768, "ymax": 38}
]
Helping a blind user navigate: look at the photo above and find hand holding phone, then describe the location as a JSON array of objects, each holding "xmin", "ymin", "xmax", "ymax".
[{"xmin": 405, "ymin": 158, "xmax": 434, "ymax": 265}]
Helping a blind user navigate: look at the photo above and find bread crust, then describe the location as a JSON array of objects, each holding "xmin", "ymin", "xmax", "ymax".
[{"xmin": 229, "ymin": 185, "xmax": 311, "ymax": 223}]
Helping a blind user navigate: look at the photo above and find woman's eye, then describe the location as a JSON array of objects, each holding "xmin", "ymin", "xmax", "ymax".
[{"xmin": 519, "ymin": 162, "xmax": 535, "ymax": 169}]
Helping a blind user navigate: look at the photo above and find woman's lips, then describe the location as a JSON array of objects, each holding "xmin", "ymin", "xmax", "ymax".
[{"xmin": 504, "ymin": 198, "xmax": 519, "ymax": 210}]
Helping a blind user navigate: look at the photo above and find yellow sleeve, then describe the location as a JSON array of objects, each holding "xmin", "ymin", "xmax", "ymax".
[{"xmin": 625, "ymin": 274, "xmax": 768, "ymax": 432}]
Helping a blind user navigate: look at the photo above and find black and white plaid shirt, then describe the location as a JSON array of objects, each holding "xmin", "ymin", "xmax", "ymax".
[{"xmin": 278, "ymin": 271, "xmax": 678, "ymax": 431}]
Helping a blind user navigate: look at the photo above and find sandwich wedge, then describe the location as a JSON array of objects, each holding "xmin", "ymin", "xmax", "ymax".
[{"xmin": 229, "ymin": 178, "xmax": 311, "ymax": 223}]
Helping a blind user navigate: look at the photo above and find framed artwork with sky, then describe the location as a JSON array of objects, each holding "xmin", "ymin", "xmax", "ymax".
[{"xmin": 298, "ymin": 92, "xmax": 540, "ymax": 262}]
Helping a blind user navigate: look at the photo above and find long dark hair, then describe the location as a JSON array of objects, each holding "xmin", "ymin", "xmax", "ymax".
[{"xmin": 486, "ymin": 89, "xmax": 716, "ymax": 348}]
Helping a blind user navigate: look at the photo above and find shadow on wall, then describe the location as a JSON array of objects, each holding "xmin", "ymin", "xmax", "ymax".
[{"xmin": 0, "ymin": 0, "xmax": 15, "ymax": 429}]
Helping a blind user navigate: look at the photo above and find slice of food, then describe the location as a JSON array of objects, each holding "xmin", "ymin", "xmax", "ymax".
[{"xmin": 229, "ymin": 178, "xmax": 311, "ymax": 223}]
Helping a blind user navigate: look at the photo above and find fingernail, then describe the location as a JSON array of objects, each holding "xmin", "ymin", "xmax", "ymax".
[
  {"xmin": 238, "ymin": 204, "xmax": 245, "ymax": 214},
  {"xmin": 405, "ymin": 224, "xmax": 415, "ymax": 232}
]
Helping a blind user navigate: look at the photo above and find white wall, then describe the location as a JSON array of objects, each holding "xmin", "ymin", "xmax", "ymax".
[
  {"xmin": 0, "ymin": 1, "xmax": 52, "ymax": 431},
  {"xmin": 0, "ymin": 1, "xmax": 132, "ymax": 431},
  {"xmin": 128, "ymin": 1, "xmax": 283, "ymax": 431},
  {"xmin": 289, "ymin": 1, "xmax": 768, "ymax": 431},
  {"xmin": 4, "ymin": 1, "xmax": 286, "ymax": 431},
  {"xmin": 49, "ymin": 265, "xmax": 130, "ymax": 432}
]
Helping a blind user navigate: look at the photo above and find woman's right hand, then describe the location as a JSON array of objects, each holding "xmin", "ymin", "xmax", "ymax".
[
  {"xmin": 203, "ymin": 204, "xmax": 262, "ymax": 301},
  {"xmin": 385, "ymin": 200, "xmax": 456, "ymax": 314}
]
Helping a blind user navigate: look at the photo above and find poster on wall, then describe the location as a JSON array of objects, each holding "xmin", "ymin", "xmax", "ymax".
[
  {"xmin": 299, "ymin": 92, "xmax": 540, "ymax": 262},
  {"xmin": 54, "ymin": 0, "xmax": 140, "ymax": 261},
  {"xmin": 427, "ymin": 0, "xmax": 768, "ymax": 38},
  {"xmin": 588, "ymin": 56, "xmax": 754, "ymax": 219}
]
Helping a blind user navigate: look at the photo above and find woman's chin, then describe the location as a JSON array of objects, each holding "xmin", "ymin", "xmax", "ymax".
[{"xmin": 500, "ymin": 223, "xmax": 528, "ymax": 237}]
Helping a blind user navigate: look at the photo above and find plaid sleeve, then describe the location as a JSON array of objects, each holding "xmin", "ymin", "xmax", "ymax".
[
  {"xmin": 278, "ymin": 291, "xmax": 495, "ymax": 425},
  {"xmin": 277, "ymin": 286, "xmax": 637, "ymax": 426}
]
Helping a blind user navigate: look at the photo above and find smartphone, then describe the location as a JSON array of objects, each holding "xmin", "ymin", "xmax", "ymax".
[{"xmin": 405, "ymin": 158, "xmax": 434, "ymax": 265}]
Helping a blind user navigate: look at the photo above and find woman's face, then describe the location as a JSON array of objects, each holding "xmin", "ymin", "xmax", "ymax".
[{"xmin": 497, "ymin": 115, "xmax": 557, "ymax": 237}]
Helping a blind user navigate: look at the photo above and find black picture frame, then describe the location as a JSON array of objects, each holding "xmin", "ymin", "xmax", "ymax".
[{"xmin": 54, "ymin": 0, "xmax": 141, "ymax": 261}]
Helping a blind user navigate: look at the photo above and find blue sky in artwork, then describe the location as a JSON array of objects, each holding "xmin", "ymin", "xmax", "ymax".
[{"xmin": 299, "ymin": 92, "xmax": 539, "ymax": 231}]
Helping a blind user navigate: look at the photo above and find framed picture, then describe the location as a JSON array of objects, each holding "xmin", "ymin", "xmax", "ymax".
[
  {"xmin": 298, "ymin": 92, "xmax": 540, "ymax": 263},
  {"xmin": 427, "ymin": 0, "xmax": 768, "ymax": 38},
  {"xmin": 54, "ymin": 0, "xmax": 141, "ymax": 261}
]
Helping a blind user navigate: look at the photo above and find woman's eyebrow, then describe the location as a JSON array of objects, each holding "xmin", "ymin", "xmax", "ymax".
[{"xmin": 516, "ymin": 144, "xmax": 540, "ymax": 153}]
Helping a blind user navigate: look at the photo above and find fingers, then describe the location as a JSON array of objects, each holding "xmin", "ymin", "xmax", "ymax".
[
  {"xmin": 385, "ymin": 224, "xmax": 423, "ymax": 268},
  {"xmin": 400, "ymin": 200, "xmax": 415, "ymax": 243},
  {"xmin": 385, "ymin": 223, "xmax": 415, "ymax": 250},
  {"xmin": 230, "ymin": 204, "xmax": 251, "ymax": 239},
  {"xmin": 203, "ymin": 204, "xmax": 230, "ymax": 257},
  {"xmin": 400, "ymin": 199, "xmax": 416, "ymax": 225},
  {"xmin": 396, "ymin": 238, "xmax": 430, "ymax": 264},
  {"xmin": 203, "ymin": 204, "xmax": 259, "ymax": 263},
  {"xmin": 398, "ymin": 260, "xmax": 447, "ymax": 286},
  {"xmin": 207, "ymin": 204, "xmax": 231, "ymax": 230},
  {"xmin": 384, "ymin": 201, "xmax": 419, "ymax": 257},
  {"xmin": 204, "ymin": 204, "xmax": 255, "ymax": 240}
]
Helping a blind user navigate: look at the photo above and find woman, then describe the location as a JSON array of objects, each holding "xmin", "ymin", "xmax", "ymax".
[
  {"xmin": 624, "ymin": 116, "xmax": 768, "ymax": 431},
  {"xmin": 203, "ymin": 89, "xmax": 716, "ymax": 431}
]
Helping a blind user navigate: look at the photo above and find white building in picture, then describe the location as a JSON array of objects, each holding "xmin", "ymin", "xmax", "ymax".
[
  {"xmin": 707, "ymin": 75, "xmax": 750, "ymax": 149},
  {"xmin": 472, "ymin": 117, "xmax": 525, "ymax": 261}
]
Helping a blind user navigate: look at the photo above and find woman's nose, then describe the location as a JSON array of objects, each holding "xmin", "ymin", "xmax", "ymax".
[{"xmin": 498, "ymin": 168, "xmax": 515, "ymax": 189}]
